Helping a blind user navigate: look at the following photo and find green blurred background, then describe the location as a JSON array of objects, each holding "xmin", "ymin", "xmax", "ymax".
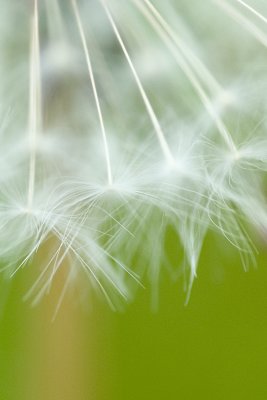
[{"xmin": 0, "ymin": 233, "xmax": 267, "ymax": 400}]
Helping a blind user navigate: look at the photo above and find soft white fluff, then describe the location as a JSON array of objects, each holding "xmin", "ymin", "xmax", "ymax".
[{"xmin": 0, "ymin": 0, "xmax": 267, "ymax": 307}]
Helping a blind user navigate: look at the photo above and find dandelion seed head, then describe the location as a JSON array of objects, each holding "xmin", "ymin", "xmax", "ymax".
[{"xmin": 0, "ymin": 0, "xmax": 267, "ymax": 308}]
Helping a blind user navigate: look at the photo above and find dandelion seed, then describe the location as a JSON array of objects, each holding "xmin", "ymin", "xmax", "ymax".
[{"xmin": 0, "ymin": 0, "xmax": 267, "ymax": 308}]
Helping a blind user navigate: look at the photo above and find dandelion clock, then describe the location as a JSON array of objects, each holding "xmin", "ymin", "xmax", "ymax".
[{"xmin": 0, "ymin": 1, "xmax": 267, "ymax": 399}]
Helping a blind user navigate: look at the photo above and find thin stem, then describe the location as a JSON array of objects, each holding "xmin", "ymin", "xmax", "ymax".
[
  {"xmin": 136, "ymin": 0, "xmax": 237, "ymax": 154},
  {"xmin": 235, "ymin": 0, "xmax": 267, "ymax": 25},
  {"xmin": 216, "ymin": 0, "xmax": 267, "ymax": 48},
  {"xmin": 139, "ymin": 0, "xmax": 222, "ymax": 95},
  {"xmin": 71, "ymin": 0, "xmax": 113, "ymax": 185},
  {"xmin": 28, "ymin": 0, "xmax": 42, "ymax": 209},
  {"xmin": 100, "ymin": 0, "xmax": 175, "ymax": 165}
]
